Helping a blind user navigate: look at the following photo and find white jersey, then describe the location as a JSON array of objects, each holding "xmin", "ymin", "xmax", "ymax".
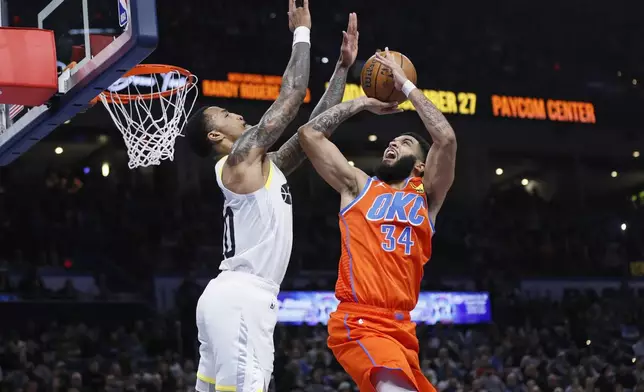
[{"xmin": 214, "ymin": 156, "xmax": 293, "ymax": 286}]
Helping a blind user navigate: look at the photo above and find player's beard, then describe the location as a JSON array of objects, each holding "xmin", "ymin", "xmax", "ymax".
[{"xmin": 375, "ymin": 155, "xmax": 416, "ymax": 183}]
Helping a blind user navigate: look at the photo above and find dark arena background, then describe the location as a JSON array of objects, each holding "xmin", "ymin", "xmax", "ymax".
[{"xmin": 1, "ymin": 0, "xmax": 644, "ymax": 391}]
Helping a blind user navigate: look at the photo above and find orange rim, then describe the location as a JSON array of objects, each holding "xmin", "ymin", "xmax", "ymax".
[{"xmin": 91, "ymin": 64, "xmax": 196, "ymax": 105}]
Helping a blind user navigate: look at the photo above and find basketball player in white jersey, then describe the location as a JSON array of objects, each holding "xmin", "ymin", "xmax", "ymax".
[{"xmin": 183, "ymin": 5, "xmax": 381, "ymax": 392}]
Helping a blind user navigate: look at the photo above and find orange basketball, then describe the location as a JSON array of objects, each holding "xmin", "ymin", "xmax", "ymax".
[{"xmin": 360, "ymin": 50, "xmax": 417, "ymax": 103}]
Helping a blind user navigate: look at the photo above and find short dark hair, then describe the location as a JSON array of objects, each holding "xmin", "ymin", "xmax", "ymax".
[
  {"xmin": 184, "ymin": 106, "xmax": 214, "ymax": 157},
  {"xmin": 401, "ymin": 132, "xmax": 431, "ymax": 161}
]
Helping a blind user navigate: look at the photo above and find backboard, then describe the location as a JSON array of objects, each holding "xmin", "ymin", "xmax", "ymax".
[{"xmin": 0, "ymin": 0, "xmax": 158, "ymax": 165}]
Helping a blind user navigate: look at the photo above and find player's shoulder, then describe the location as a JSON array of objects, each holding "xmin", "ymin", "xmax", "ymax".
[
  {"xmin": 215, "ymin": 154, "xmax": 228, "ymax": 165},
  {"xmin": 216, "ymin": 154, "xmax": 274, "ymax": 177},
  {"xmin": 406, "ymin": 177, "xmax": 426, "ymax": 194},
  {"xmin": 365, "ymin": 176, "xmax": 384, "ymax": 189},
  {"xmin": 214, "ymin": 155, "xmax": 228, "ymax": 177}
]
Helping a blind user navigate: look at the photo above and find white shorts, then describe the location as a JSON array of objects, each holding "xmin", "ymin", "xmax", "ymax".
[{"xmin": 196, "ymin": 271, "xmax": 279, "ymax": 392}]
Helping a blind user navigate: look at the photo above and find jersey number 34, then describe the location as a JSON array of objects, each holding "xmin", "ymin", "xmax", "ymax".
[
  {"xmin": 367, "ymin": 192, "xmax": 424, "ymax": 256},
  {"xmin": 380, "ymin": 225, "xmax": 414, "ymax": 255}
]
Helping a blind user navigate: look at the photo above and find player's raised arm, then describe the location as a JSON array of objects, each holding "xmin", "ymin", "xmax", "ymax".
[
  {"xmin": 226, "ymin": 0, "xmax": 311, "ymax": 174},
  {"xmin": 298, "ymin": 96, "xmax": 400, "ymax": 197},
  {"xmin": 270, "ymin": 13, "xmax": 359, "ymax": 176},
  {"xmin": 308, "ymin": 13, "xmax": 358, "ymax": 119},
  {"xmin": 375, "ymin": 48, "xmax": 457, "ymax": 221}
]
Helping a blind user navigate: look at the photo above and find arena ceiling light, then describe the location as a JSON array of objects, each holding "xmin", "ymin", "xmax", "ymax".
[
  {"xmin": 54, "ymin": 146, "xmax": 63, "ymax": 154},
  {"xmin": 521, "ymin": 178, "xmax": 529, "ymax": 186},
  {"xmin": 495, "ymin": 168, "xmax": 503, "ymax": 175},
  {"xmin": 633, "ymin": 150, "xmax": 640, "ymax": 158},
  {"xmin": 101, "ymin": 162, "xmax": 110, "ymax": 177},
  {"xmin": 368, "ymin": 134, "xmax": 377, "ymax": 142},
  {"xmin": 611, "ymin": 171, "xmax": 618, "ymax": 178}
]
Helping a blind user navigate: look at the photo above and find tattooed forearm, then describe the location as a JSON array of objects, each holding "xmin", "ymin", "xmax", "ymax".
[
  {"xmin": 270, "ymin": 64, "xmax": 349, "ymax": 175},
  {"xmin": 281, "ymin": 42, "xmax": 311, "ymax": 96},
  {"xmin": 408, "ymin": 89, "xmax": 455, "ymax": 145},
  {"xmin": 268, "ymin": 136, "xmax": 304, "ymax": 176},
  {"xmin": 270, "ymin": 100, "xmax": 359, "ymax": 175},
  {"xmin": 408, "ymin": 88, "xmax": 456, "ymax": 215},
  {"xmin": 228, "ymin": 42, "xmax": 311, "ymax": 166},
  {"xmin": 310, "ymin": 64, "xmax": 348, "ymax": 119},
  {"xmin": 307, "ymin": 99, "xmax": 363, "ymax": 136}
]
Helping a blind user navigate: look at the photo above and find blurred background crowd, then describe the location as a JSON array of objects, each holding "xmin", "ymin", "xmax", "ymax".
[
  {"xmin": 2, "ymin": 0, "xmax": 644, "ymax": 391},
  {"xmin": 1, "ymin": 162, "xmax": 642, "ymax": 291},
  {"xmin": 3, "ymin": 287, "xmax": 644, "ymax": 392}
]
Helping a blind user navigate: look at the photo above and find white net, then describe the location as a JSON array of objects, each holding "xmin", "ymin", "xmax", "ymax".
[{"xmin": 99, "ymin": 70, "xmax": 198, "ymax": 169}]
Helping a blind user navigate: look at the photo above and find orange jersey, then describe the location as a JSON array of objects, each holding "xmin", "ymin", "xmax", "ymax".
[{"xmin": 335, "ymin": 176, "xmax": 434, "ymax": 311}]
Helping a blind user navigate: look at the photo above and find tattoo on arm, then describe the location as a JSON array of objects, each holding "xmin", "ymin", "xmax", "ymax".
[
  {"xmin": 274, "ymin": 100, "xmax": 361, "ymax": 171},
  {"xmin": 310, "ymin": 65, "xmax": 348, "ymax": 119},
  {"xmin": 268, "ymin": 136, "xmax": 304, "ymax": 176},
  {"xmin": 228, "ymin": 42, "xmax": 311, "ymax": 166},
  {"xmin": 271, "ymin": 65, "xmax": 349, "ymax": 175},
  {"xmin": 409, "ymin": 90, "xmax": 455, "ymax": 143},
  {"xmin": 409, "ymin": 90, "xmax": 456, "ymax": 216},
  {"xmin": 308, "ymin": 99, "xmax": 362, "ymax": 136}
]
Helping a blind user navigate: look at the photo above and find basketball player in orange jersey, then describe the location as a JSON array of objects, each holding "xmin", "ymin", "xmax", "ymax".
[{"xmin": 297, "ymin": 48, "xmax": 457, "ymax": 392}]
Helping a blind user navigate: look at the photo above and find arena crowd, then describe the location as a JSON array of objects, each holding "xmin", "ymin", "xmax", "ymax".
[
  {"xmin": 1, "ymin": 287, "xmax": 644, "ymax": 391},
  {"xmin": 0, "ymin": 164, "xmax": 641, "ymax": 286}
]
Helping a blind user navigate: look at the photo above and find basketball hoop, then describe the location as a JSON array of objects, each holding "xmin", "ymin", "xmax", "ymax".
[{"xmin": 95, "ymin": 64, "xmax": 198, "ymax": 169}]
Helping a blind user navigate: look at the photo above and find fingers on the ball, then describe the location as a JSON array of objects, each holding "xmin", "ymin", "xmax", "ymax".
[
  {"xmin": 303, "ymin": 0, "xmax": 309, "ymax": 8},
  {"xmin": 289, "ymin": 0, "xmax": 295, "ymax": 12},
  {"xmin": 374, "ymin": 55, "xmax": 387, "ymax": 65},
  {"xmin": 385, "ymin": 106, "xmax": 403, "ymax": 114}
]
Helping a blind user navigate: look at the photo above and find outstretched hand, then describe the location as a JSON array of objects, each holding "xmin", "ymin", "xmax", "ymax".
[
  {"xmin": 338, "ymin": 13, "xmax": 359, "ymax": 68},
  {"xmin": 359, "ymin": 97, "xmax": 403, "ymax": 115},
  {"xmin": 374, "ymin": 47, "xmax": 407, "ymax": 91},
  {"xmin": 288, "ymin": 0, "xmax": 311, "ymax": 32}
]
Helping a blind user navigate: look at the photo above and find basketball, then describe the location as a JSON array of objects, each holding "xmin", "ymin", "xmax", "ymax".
[{"xmin": 360, "ymin": 50, "xmax": 417, "ymax": 103}]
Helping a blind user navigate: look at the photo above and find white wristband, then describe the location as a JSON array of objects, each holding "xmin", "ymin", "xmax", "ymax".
[
  {"xmin": 402, "ymin": 80, "xmax": 416, "ymax": 97},
  {"xmin": 293, "ymin": 26, "xmax": 311, "ymax": 46}
]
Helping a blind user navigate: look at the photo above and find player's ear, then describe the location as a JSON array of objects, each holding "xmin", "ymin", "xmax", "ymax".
[
  {"xmin": 414, "ymin": 160, "xmax": 425, "ymax": 175},
  {"xmin": 207, "ymin": 131, "xmax": 225, "ymax": 144}
]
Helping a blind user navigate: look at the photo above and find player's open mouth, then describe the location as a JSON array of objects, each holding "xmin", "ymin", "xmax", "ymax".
[{"xmin": 384, "ymin": 149, "xmax": 397, "ymax": 159}]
